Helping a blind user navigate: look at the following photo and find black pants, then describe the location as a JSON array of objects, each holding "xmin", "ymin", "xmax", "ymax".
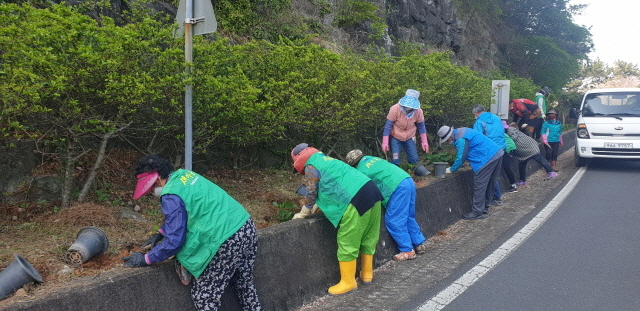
[
  {"xmin": 544, "ymin": 142, "xmax": 560, "ymax": 161},
  {"xmin": 502, "ymin": 152, "xmax": 516, "ymax": 185},
  {"xmin": 518, "ymin": 153, "xmax": 553, "ymax": 182},
  {"xmin": 533, "ymin": 118, "xmax": 543, "ymax": 139}
]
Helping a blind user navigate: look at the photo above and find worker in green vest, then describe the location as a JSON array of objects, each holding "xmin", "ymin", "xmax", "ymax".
[
  {"xmin": 534, "ymin": 86, "xmax": 552, "ymax": 140},
  {"xmin": 345, "ymin": 149, "xmax": 428, "ymax": 261},
  {"xmin": 291, "ymin": 143, "xmax": 383, "ymax": 295},
  {"xmin": 123, "ymin": 154, "xmax": 261, "ymax": 311}
]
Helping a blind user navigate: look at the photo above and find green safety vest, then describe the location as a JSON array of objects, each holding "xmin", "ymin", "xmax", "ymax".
[
  {"xmin": 356, "ymin": 156, "xmax": 409, "ymax": 206},
  {"xmin": 306, "ymin": 152, "xmax": 370, "ymax": 227},
  {"xmin": 162, "ymin": 169, "xmax": 249, "ymax": 278},
  {"xmin": 535, "ymin": 94, "xmax": 547, "ymax": 114}
]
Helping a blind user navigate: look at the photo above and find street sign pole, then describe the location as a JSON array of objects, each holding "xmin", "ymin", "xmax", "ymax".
[
  {"xmin": 184, "ymin": 0, "xmax": 194, "ymax": 171},
  {"xmin": 175, "ymin": 0, "xmax": 216, "ymax": 171}
]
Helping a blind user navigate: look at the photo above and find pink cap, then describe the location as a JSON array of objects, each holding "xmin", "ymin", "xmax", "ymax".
[{"xmin": 133, "ymin": 171, "xmax": 159, "ymax": 199}]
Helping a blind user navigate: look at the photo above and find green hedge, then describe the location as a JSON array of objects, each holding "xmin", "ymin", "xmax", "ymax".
[{"xmin": 1, "ymin": 3, "xmax": 539, "ymax": 166}]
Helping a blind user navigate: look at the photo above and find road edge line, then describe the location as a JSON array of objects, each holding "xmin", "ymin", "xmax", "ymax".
[{"xmin": 415, "ymin": 167, "xmax": 587, "ymax": 311}]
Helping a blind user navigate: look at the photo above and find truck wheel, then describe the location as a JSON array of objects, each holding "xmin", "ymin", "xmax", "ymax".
[{"xmin": 574, "ymin": 147, "xmax": 587, "ymax": 167}]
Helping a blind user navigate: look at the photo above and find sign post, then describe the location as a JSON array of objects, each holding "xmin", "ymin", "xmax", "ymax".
[
  {"xmin": 175, "ymin": 0, "xmax": 217, "ymax": 170},
  {"xmin": 491, "ymin": 80, "xmax": 510, "ymax": 120}
]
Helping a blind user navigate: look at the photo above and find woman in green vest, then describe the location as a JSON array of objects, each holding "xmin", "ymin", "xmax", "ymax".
[
  {"xmin": 345, "ymin": 149, "xmax": 428, "ymax": 261},
  {"xmin": 291, "ymin": 143, "xmax": 383, "ymax": 295},
  {"xmin": 123, "ymin": 154, "xmax": 261, "ymax": 311}
]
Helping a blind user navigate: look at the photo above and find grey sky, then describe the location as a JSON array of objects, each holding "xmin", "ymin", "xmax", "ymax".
[{"xmin": 571, "ymin": 0, "xmax": 640, "ymax": 66}]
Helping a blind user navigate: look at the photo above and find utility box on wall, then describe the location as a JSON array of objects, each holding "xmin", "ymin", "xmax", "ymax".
[{"xmin": 491, "ymin": 80, "xmax": 510, "ymax": 120}]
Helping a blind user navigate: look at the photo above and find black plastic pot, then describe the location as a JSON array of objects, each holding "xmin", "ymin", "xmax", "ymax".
[
  {"xmin": 433, "ymin": 162, "xmax": 448, "ymax": 178},
  {"xmin": 413, "ymin": 165, "xmax": 430, "ymax": 177},
  {"xmin": 65, "ymin": 226, "xmax": 109, "ymax": 266},
  {"xmin": 0, "ymin": 254, "xmax": 43, "ymax": 301}
]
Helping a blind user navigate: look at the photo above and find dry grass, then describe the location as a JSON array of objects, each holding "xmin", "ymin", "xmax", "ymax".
[
  {"xmin": 0, "ymin": 202, "xmax": 153, "ymax": 289},
  {"xmin": 0, "ymin": 149, "xmax": 303, "ymax": 305}
]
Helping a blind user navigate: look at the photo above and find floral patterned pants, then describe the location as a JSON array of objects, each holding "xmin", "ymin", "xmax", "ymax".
[{"xmin": 191, "ymin": 218, "xmax": 261, "ymax": 311}]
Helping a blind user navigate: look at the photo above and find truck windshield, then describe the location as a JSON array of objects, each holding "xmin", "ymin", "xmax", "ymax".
[{"xmin": 583, "ymin": 92, "xmax": 640, "ymax": 116}]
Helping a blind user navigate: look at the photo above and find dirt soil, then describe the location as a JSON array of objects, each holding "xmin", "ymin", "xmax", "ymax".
[{"xmin": 0, "ymin": 149, "xmax": 440, "ymax": 306}]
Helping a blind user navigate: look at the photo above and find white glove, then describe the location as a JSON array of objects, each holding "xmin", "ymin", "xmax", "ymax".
[
  {"xmin": 445, "ymin": 167, "xmax": 452, "ymax": 174},
  {"xmin": 521, "ymin": 123, "xmax": 528, "ymax": 129},
  {"xmin": 541, "ymin": 113, "xmax": 546, "ymax": 119},
  {"xmin": 292, "ymin": 206, "xmax": 312, "ymax": 219},
  {"xmin": 292, "ymin": 204, "xmax": 319, "ymax": 219}
]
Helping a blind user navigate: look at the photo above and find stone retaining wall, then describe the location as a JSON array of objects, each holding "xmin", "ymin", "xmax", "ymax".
[{"xmin": 5, "ymin": 130, "xmax": 575, "ymax": 311}]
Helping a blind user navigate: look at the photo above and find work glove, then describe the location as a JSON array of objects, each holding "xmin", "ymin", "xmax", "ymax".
[
  {"xmin": 122, "ymin": 252, "xmax": 149, "ymax": 268},
  {"xmin": 381, "ymin": 136, "xmax": 390, "ymax": 152},
  {"xmin": 420, "ymin": 133, "xmax": 429, "ymax": 153},
  {"xmin": 292, "ymin": 204, "xmax": 319, "ymax": 219},
  {"xmin": 141, "ymin": 232, "xmax": 164, "ymax": 251},
  {"xmin": 293, "ymin": 206, "xmax": 312, "ymax": 219},
  {"xmin": 521, "ymin": 123, "xmax": 528, "ymax": 129},
  {"xmin": 541, "ymin": 134, "xmax": 549, "ymax": 147},
  {"xmin": 541, "ymin": 113, "xmax": 546, "ymax": 119},
  {"xmin": 445, "ymin": 167, "xmax": 452, "ymax": 174}
]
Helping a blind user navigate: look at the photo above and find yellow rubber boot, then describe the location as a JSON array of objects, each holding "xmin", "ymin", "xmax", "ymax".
[
  {"xmin": 359, "ymin": 254, "xmax": 374, "ymax": 284},
  {"xmin": 328, "ymin": 260, "xmax": 357, "ymax": 295}
]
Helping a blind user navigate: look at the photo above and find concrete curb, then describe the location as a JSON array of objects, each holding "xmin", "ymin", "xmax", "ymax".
[{"xmin": 5, "ymin": 130, "xmax": 576, "ymax": 311}]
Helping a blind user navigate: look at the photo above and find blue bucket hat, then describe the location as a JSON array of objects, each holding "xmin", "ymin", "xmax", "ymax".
[{"xmin": 399, "ymin": 89, "xmax": 420, "ymax": 109}]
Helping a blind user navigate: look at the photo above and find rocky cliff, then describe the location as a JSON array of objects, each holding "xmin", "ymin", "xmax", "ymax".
[
  {"xmin": 64, "ymin": 0, "xmax": 500, "ymax": 72},
  {"xmin": 291, "ymin": 0, "xmax": 500, "ymax": 71}
]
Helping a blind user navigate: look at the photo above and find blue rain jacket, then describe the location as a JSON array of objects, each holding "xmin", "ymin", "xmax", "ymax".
[
  {"xmin": 473, "ymin": 112, "xmax": 506, "ymax": 150},
  {"xmin": 450, "ymin": 128, "xmax": 501, "ymax": 173}
]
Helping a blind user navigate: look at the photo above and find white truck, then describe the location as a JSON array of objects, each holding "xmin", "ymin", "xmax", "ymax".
[{"xmin": 570, "ymin": 88, "xmax": 640, "ymax": 167}]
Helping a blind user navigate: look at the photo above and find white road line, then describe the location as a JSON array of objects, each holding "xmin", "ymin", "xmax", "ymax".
[{"xmin": 416, "ymin": 167, "xmax": 587, "ymax": 311}]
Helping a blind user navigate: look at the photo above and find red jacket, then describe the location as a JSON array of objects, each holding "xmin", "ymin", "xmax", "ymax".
[{"xmin": 509, "ymin": 99, "xmax": 539, "ymax": 119}]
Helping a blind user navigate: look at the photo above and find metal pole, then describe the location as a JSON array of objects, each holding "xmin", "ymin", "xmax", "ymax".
[
  {"xmin": 497, "ymin": 84, "xmax": 503, "ymax": 119},
  {"xmin": 184, "ymin": 0, "xmax": 193, "ymax": 170}
]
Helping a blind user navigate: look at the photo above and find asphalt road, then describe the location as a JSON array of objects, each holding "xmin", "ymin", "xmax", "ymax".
[
  {"xmin": 297, "ymin": 152, "xmax": 640, "ymax": 311},
  {"xmin": 420, "ymin": 158, "xmax": 640, "ymax": 311}
]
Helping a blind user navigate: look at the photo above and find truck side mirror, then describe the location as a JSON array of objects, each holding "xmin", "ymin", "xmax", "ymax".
[{"xmin": 569, "ymin": 108, "xmax": 579, "ymax": 119}]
